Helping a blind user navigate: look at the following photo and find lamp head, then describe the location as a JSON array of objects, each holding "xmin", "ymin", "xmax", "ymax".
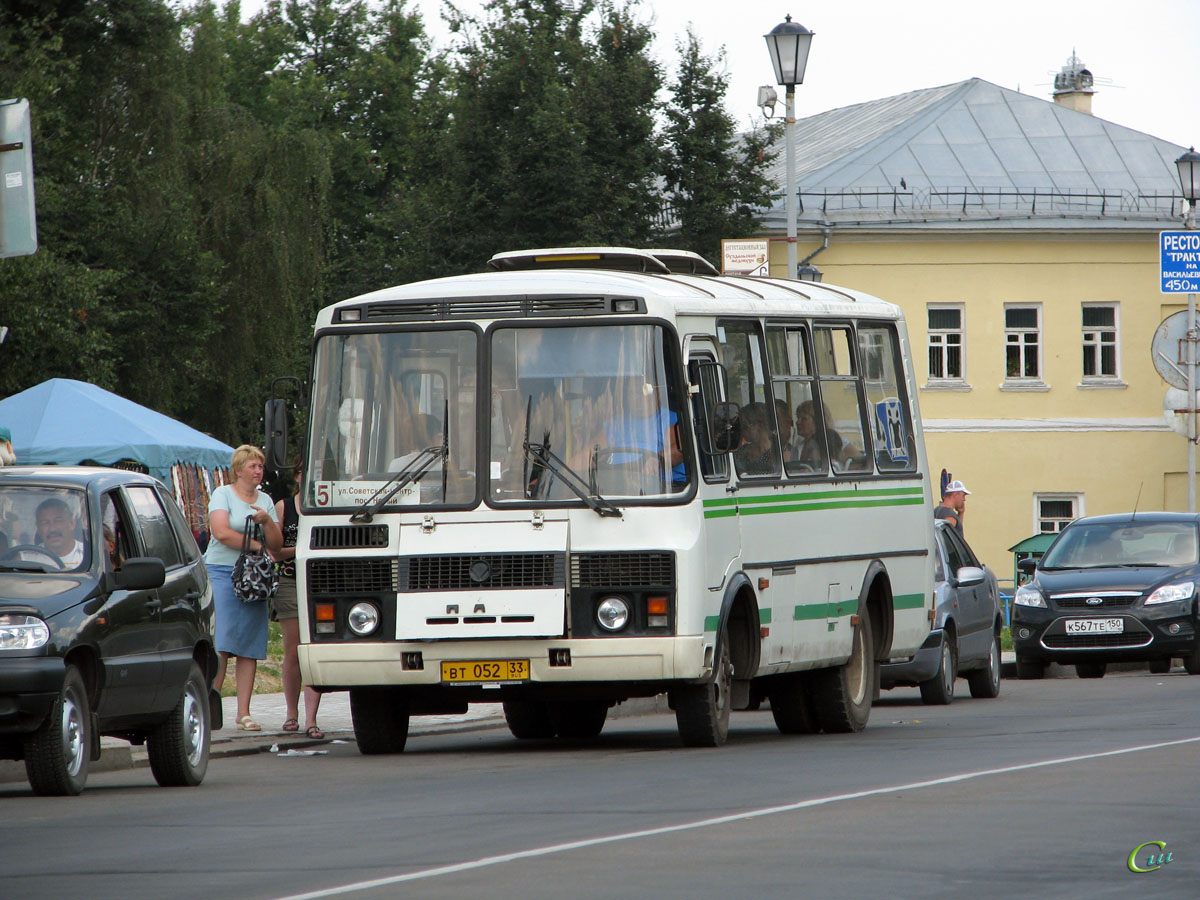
[{"xmin": 764, "ymin": 14, "xmax": 814, "ymax": 88}]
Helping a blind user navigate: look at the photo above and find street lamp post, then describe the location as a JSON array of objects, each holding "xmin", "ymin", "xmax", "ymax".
[
  {"xmin": 764, "ymin": 15, "xmax": 814, "ymax": 281},
  {"xmin": 1176, "ymin": 147, "xmax": 1200, "ymax": 510}
]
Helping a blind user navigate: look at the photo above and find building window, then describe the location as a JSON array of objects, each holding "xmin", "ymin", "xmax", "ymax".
[
  {"xmin": 1036, "ymin": 494, "xmax": 1081, "ymax": 533},
  {"xmin": 1005, "ymin": 305, "xmax": 1041, "ymax": 380},
  {"xmin": 1082, "ymin": 304, "xmax": 1118, "ymax": 379},
  {"xmin": 927, "ymin": 305, "xmax": 963, "ymax": 380}
]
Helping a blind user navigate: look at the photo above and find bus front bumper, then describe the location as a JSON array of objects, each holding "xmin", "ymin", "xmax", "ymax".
[{"xmin": 299, "ymin": 635, "xmax": 709, "ymax": 689}]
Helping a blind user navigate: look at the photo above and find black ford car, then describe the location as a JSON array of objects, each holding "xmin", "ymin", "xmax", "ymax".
[
  {"xmin": 1013, "ymin": 512, "xmax": 1200, "ymax": 679},
  {"xmin": 0, "ymin": 467, "xmax": 218, "ymax": 795}
]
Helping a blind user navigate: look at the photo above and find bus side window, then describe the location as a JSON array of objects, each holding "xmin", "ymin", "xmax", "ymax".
[
  {"xmin": 857, "ymin": 324, "xmax": 916, "ymax": 472},
  {"xmin": 688, "ymin": 357, "xmax": 730, "ymax": 482}
]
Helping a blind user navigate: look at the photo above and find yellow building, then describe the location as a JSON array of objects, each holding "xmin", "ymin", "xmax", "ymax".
[{"xmin": 755, "ymin": 67, "xmax": 1191, "ymax": 580}]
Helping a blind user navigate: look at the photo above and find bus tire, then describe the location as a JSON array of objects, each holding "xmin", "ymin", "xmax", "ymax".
[
  {"xmin": 503, "ymin": 698, "xmax": 556, "ymax": 739},
  {"xmin": 549, "ymin": 700, "xmax": 608, "ymax": 739},
  {"xmin": 810, "ymin": 612, "xmax": 874, "ymax": 734},
  {"xmin": 672, "ymin": 634, "xmax": 732, "ymax": 747},
  {"xmin": 768, "ymin": 673, "xmax": 817, "ymax": 735},
  {"xmin": 350, "ymin": 687, "xmax": 410, "ymax": 754}
]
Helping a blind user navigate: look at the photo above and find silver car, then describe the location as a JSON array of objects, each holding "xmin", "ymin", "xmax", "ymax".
[{"xmin": 880, "ymin": 520, "xmax": 1003, "ymax": 704}]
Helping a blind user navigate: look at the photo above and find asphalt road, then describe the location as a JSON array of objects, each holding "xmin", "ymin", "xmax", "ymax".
[{"xmin": 4, "ymin": 671, "xmax": 1199, "ymax": 900}]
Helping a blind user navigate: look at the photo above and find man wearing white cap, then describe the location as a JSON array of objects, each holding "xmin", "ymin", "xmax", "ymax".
[{"xmin": 935, "ymin": 479, "xmax": 970, "ymax": 534}]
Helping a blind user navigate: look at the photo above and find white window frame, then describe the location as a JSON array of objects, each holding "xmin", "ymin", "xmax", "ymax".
[
  {"xmin": 1080, "ymin": 302, "xmax": 1122, "ymax": 386},
  {"xmin": 925, "ymin": 303, "xmax": 966, "ymax": 388},
  {"xmin": 1035, "ymin": 493, "xmax": 1083, "ymax": 534},
  {"xmin": 1003, "ymin": 303, "xmax": 1046, "ymax": 391}
]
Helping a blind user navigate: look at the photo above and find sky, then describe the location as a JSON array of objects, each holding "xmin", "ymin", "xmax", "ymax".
[
  {"xmin": 238, "ymin": 0, "xmax": 1200, "ymax": 149},
  {"xmin": 422, "ymin": 0, "xmax": 1200, "ymax": 149}
]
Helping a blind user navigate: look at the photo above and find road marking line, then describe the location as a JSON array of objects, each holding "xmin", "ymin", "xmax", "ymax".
[{"xmin": 272, "ymin": 735, "xmax": 1200, "ymax": 900}]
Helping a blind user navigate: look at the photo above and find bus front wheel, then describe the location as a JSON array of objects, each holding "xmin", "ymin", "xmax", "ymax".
[
  {"xmin": 350, "ymin": 687, "xmax": 410, "ymax": 754},
  {"xmin": 672, "ymin": 635, "xmax": 732, "ymax": 747}
]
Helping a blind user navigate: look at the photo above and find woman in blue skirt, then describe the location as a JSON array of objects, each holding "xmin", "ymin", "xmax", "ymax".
[{"xmin": 206, "ymin": 444, "xmax": 283, "ymax": 731}]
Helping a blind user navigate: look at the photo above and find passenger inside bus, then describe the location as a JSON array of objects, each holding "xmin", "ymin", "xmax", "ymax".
[{"xmin": 734, "ymin": 402, "xmax": 777, "ymax": 475}]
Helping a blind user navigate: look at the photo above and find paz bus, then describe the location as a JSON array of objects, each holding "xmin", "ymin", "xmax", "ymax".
[{"xmin": 269, "ymin": 247, "xmax": 937, "ymax": 751}]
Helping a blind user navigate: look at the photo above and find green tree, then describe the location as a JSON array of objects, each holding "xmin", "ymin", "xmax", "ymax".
[
  {"xmin": 659, "ymin": 30, "xmax": 778, "ymax": 262},
  {"xmin": 444, "ymin": 0, "xmax": 663, "ymax": 263}
]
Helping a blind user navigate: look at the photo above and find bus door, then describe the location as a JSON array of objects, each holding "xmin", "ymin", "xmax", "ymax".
[{"xmin": 684, "ymin": 336, "xmax": 740, "ymax": 598}]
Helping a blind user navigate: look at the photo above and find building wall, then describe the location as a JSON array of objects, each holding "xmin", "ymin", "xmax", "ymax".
[{"xmin": 768, "ymin": 231, "xmax": 1186, "ymax": 577}]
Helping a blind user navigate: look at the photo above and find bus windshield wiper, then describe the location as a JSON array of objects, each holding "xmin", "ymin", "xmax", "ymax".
[
  {"xmin": 349, "ymin": 445, "xmax": 445, "ymax": 523},
  {"xmin": 519, "ymin": 396, "xmax": 620, "ymax": 518},
  {"xmin": 521, "ymin": 438, "xmax": 622, "ymax": 518}
]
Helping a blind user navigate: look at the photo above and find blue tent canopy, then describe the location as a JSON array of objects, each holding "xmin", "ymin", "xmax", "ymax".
[{"xmin": 0, "ymin": 379, "xmax": 234, "ymax": 485}]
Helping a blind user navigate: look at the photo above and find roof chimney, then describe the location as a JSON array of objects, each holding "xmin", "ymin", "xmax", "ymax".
[{"xmin": 1052, "ymin": 51, "xmax": 1095, "ymax": 115}]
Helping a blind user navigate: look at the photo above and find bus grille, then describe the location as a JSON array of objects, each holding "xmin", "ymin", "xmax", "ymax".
[
  {"xmin": 310, "ymin": 525, "xmax": 389, "ymax": 549},
  {"xmin": 570, "ymin": 552, "xmax": 676, "ymax": 587},
  {"xmin": 308, "ymin": 558, "xmax": 399, "ymax": 594},
  {"xmin": 399, "ymin": 553, "xmax": 565, "ymax": 591}
]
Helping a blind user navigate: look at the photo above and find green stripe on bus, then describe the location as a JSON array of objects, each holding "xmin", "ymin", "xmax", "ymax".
[
  {"xmin": 733, "ymin": 497, "xmax": 925, "ymax": 517},
  {"xmin": 704, "ymin": 615, "xmax": 720, "ymax": 632},
  {"xmin": 760, "ymin": 608, "xmax": 771, "ymax": 625},
  {"xmin": 702, "ymin": 486, "xmax": 922, "ymax": 509},
  {"xmin": 794, "ymin": 597, "xmax": 858, "ymax": 620},
  {"xmin": 892, "ymin": 593, "xmax": 926, "ymax": 610}
]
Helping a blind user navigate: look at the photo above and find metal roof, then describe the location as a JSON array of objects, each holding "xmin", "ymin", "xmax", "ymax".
[{"xmin": 760, "ymin": 78, "xmax": 1188, "ymax": 230}]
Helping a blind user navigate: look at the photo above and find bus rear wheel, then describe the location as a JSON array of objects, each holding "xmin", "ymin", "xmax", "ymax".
[
  {"xmin": 768, "ymin": 672, "xmax": 817, "ymax": 734},
  {"xmin": 350, "ymin": 687, "xmax": 410, "ymax": 754},
  {"xmin": 810, "ymin": 612, "xmax": 874, "ymax": 734},
  {"xmin": 672, "ymin": 634, "xmax": 732, "ymax": 747}
]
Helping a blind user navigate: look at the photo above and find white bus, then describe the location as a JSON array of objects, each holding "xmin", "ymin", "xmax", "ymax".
[{"xmin": 276, "ymin": 247, "xmax": 936, "ymax": 751}]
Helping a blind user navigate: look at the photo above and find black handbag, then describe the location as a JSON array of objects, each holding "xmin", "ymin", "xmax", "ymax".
[{"xmin": 231, "ymin": 516, "xmax": 278, "ymax": 603}]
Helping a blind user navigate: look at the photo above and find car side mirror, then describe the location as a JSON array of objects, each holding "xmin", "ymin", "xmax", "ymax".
[
  {"xmin": 955, "ymin": 565, "xmax": 985, "ymax": 587},
  {"xmin": 710, "ymin": 402, "xmax": 741, "ymax": 453},
  {"xmin": 113, "ymin": 557, "xmax": 166, "ymax": 591},
  {"xmin": 1017, "ymin": 557, "xmax": 1038, "ymax": 575}
]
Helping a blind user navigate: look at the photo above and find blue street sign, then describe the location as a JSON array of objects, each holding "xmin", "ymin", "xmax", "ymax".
[{"xmin": 1161, "ymin": 231, "xmax": 1200, "ymax": 293}]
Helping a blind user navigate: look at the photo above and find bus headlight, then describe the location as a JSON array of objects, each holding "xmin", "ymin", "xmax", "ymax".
[
  {"xmin": 596, "ymin": 596, "xmax": 630, "ymax": 632},
  {"xmin": 347, "ymin": 602, "xmax": 380, "ymax": 636},
  {"xmin": 0, "ymin": 614, "xmax": 50, "ymax": 650}
]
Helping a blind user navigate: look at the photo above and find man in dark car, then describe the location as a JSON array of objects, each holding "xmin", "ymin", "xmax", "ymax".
[{"xmin": 32, "ymin": 497, "xmax": 86, "ymax": 569}]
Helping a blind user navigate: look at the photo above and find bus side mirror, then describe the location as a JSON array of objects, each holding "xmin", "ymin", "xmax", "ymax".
[
  {"xmin": 710, "ymin": 402, "xmax": 741, "ymax": 453},
  {"xmin": 264, "ymin": 398, "xmax": 289, "ymax": 470}
]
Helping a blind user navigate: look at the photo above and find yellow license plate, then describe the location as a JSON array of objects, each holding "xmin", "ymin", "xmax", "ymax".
[{"xmin": 441, "ymin": 659, "xmax": 530, "ymax": 684}]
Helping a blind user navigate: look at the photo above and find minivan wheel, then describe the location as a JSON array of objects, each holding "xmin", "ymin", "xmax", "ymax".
[
  {"xmin": 1075, "ymin": 662, "xmax": 1107, "ymax": 679},
  {"xmin": 24, "ymin": 665, "xmax": 90, "ymax": 796},
  {"xmin": 1015, "ymin": 654, "xmax": 1045, "ymax": 680},
  {"xmin": 919, "ymin": 638, "xmax": 955, "ymax": 705},
  {"xmin": 148, "ymin": 662, "xmax": 210, "ymax": 787},
  {"xmin": 967, "ymin": 631, "xmax": 1002, "ymax": 699}
]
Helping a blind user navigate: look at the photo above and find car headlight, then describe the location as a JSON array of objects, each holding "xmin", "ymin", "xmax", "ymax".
[
  {"xmin": 0, "ymin": 614, "xmax": 51, "ymax": 650},
  {"xmin": 596, "ymin": 596, "xmax": 630, "ymax": 632},
  {"xmin": 346, "ymin": 602, "xmax": 380, "ymax": 636},
  {"xmin": 1145, "ymin": 581, "xmax": 1196, "ymax": 606},
  {"xmin": 1014, "ymin": 585, "xmax": 1046, "ymax": 608}
]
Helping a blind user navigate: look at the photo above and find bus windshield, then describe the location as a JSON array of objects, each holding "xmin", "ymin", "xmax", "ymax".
[
  {"xmin": 489, "ymin": 323, "xmax": 689, "ymax": 502},
  {"xmin": 306, "ymin": 329, "xmax": 478, "ymax": 509}
]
